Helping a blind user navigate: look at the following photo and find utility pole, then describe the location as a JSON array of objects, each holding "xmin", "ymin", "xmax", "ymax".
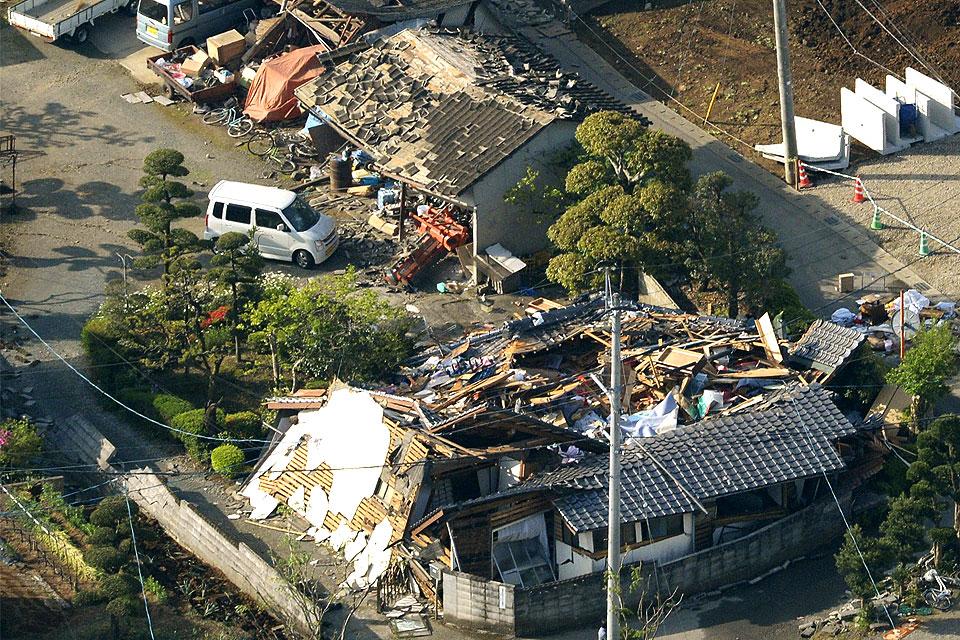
[
  {"xmin": 773, "ymin": 0, "xmax": 799, "ymax": 188},
  {"xmin": 604, "ymin": 268, "xmax": 623, "ymax": 640}
]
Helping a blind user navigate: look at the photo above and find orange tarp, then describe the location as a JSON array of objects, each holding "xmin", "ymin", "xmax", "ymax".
[{"xmin": 243, "ymin": 45, "xmax": 327, "ymax": 123}]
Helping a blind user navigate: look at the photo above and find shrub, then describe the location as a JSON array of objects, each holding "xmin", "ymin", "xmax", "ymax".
[
  {"xmin": 211, "ymin": 444, "xmax": 246, "ymax": 477},
  {"xmin": 153, "ymin": 394, "xmax": 194, "ymax": 423},
  {"xmin": 117, "ymin": 538, "xmax": 133, "ymax": 555},
  {"xmin": 106, "ymin": 595, "xmax": 141, "ymax": 618},
  {"xmin": 0, "ymin": 418, "xmax": 42, "ymax": 469},
  {"xmin": 89, "ymin": 526, "xmax": 118, "ymax": 546},
  {"xmin": 73, "ymin": 588, "xmax": 106, "ymax": 607},
  {"xmin": 116, "ymin": 388, "xmax": 157, "ymax": 417},
  {"xmin": 80, "ymin": 314, "xmax": 125, "ymax": 385},
  {"xmin": 100, "ymin": 573, "xmax": 139, "ymax": 600},
  {"xmin": 90, "ymin": 496, "xmax": 131, "ymax": 528},
  {"xmin": 144, "ymin": 576, "xmax": 168, "ymax": 603},
  {"xmin": 224, "ymin": 411, "xmax": 261, "ymax": 439},
  {"xmin": 171, "ymin": 408, "xmax": 224, "ymax": 461},
  {"xmin": 84, "ymin": 546, "xmax": 126, "ymax": 574}
]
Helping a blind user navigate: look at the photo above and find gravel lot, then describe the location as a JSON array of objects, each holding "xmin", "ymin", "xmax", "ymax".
[{"xmin": 801, "ymin": 135, "xmax": 960, "ymax": 300}]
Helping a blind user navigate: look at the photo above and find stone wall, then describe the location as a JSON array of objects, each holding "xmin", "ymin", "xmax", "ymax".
[
  {"xmin": 53, "ymin": 415, "xmax": 314, "ymax": 636},
  {"xmin": 442, "ymin": 570, "xmax": 515, "ymax": 635},
  {"xmin": 512, "ymin": 496, "xmax": 851, "ymax": 636}
]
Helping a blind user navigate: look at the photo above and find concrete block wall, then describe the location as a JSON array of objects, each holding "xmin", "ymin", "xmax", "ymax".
[
  {"xmin": 55, "ymin": 414, "xmax": 315, "ymax": 636},
  {"xmin": 442, "ymin": 571, "xmax": 515, "ymax": 635}
]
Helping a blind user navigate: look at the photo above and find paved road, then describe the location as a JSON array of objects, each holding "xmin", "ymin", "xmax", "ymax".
[{"xmin": 522, "ymin": 21, "xmax": 944, "ymax": 314}]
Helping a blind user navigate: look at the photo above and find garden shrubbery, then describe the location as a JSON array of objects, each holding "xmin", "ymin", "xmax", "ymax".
[{"xmin": 211, "ymin": 444, "xmax": 246, "ymax": 477}]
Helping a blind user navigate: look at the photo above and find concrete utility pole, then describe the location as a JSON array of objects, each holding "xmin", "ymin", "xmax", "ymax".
[
  {"xmin": 773, "ymin": 0, "xmax": 799, "ymax": 188},
  {"xmin": 605, "ymin": 269, "xmax": 623, "ymax": 640}
]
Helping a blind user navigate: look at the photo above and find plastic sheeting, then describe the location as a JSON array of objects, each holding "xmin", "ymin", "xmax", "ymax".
[
  {"xmin": 243, "ymin": 45, "xmax": 327, "ymax": 123},
  {"xmin": 622, "ymin": 393, "xmax": 678, "ymax": 438}
]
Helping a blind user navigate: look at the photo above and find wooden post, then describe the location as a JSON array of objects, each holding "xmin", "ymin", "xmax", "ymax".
[
  {"xmin": 704, "ymin": 82, "xmax": 721, "ymax": 124},
  {"xmin": 398, "ymin": 181, "xmax": 407, "ymax": 243}
]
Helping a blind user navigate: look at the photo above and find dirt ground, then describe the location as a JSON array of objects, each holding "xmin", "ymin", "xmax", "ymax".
[{"xmin": 586, "ymin": 0, "xmax": 960, "ymax": 152}]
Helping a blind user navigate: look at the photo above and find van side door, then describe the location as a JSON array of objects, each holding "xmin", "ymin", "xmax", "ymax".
[
  {"xmin": 253, "ymin": 208, "xmax": 291, "ymax": 260},
  {"xmin": 222, "ymin": 202, "xmax": 252, "ymax": 234}
]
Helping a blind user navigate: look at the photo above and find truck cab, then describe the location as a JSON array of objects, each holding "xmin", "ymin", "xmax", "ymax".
[{"xmin": 136, "ymin": 0, "xmax": 258, "ymax": 51}]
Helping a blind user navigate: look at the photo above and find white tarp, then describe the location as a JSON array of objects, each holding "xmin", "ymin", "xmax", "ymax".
[{"xmin": 621, "ymin": 393, "xmax": 678, "ymax": 438}]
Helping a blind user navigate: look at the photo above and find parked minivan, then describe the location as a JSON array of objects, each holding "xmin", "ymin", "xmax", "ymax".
[
  {"xmin": 136, "ymin": 0, "xmax": 259, "ymax": 50},
  {"xmin": 204, "ymin": 181, "xmax": 339, "ymax": 269}
]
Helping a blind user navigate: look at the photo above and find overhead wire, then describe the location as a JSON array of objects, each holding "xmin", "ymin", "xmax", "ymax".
[{"xmin": 125, "ymin": 487, "xmax": 157, "ymax": 640}]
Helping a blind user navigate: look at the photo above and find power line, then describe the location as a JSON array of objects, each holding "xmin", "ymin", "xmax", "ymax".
[{"xmin": 125, "ymin": 487, "xmax": 157, "ymax": 640}]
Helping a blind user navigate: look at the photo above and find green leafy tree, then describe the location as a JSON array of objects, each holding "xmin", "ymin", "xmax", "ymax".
[
  {"xmin": 545, "ymin": 111, "xmax": 692, "ymax": 294},
  {"xmin": 909, "ymin": 415, "xmax": 960, "ymax": 541},
  {"xmin": 879, "ymin": 494, "xmax": 935, "ymax": 565},
  {"xmin": 829, "ymin": 344, "xmax": 888, "ymax": 414},
  {"xmin": 211, "ymin": 443, "xmax": 245, "ymax": 477},
  {"xmin": 685, "ymin": 171, "xmax": 789, "ymax": 317},
  {"xmin": 835, "ymin": 524, "xmax": 891, "ymax": 607},
  {"xmin": 244, "ymin": 270, "xmax": 413, "ymax": 391},
  {"xmin": 208, "ymin": 231, "xmax": 264, "ymax": 360},
  {"xmin": 886, "ymin": 325, "xmax": 958, "ymax": 427},
  {"xmin": 0, "ymin": 418, "xmax": 42, "ymax": 470},
  {"xmin": 128, "ymin": 149, "xmax": 202, "ymax": 287},
  {"xmin": 504, "ymin": 166, "xmax": 567, "ymax": 223}
]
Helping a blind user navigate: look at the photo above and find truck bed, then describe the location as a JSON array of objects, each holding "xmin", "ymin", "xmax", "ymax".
[{"xmin": 21, "ymin": 0, "xmax": 96, "ymax": 23}]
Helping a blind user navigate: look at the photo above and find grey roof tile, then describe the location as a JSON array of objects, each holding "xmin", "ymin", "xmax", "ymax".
[{"xmin": 789, "ymin": 319, "xmax": 865, "ymax": 373}]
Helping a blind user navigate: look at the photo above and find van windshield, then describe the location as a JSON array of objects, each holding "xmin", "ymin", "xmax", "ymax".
[
  {"xmin": 282, "ymin": 198, "xmax": 321, "ymax": 232},
  {"xmin": 139, "ymin": 0, "xmax": 168, "ymax": 23}
]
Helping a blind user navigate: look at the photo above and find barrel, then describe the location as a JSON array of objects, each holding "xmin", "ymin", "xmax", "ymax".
[{"xmin": 329, "ymin": 156, "xmax": 353, "ymax": 192}]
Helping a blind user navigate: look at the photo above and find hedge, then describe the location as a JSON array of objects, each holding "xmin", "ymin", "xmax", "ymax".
[
  {"xmin": 171, "ymin": 408, "xmax": 225, "ymax": 461},
  {"xmin": 153, "ymin": 394, "xmax": 194, "ymax": 423},
  {"xmin": 211, "ymin": 444, "xmax": 246, "ymax": 477},
  {"xmin": 224, "ymin": 411, "xmax": 262, "ymax": 439}
]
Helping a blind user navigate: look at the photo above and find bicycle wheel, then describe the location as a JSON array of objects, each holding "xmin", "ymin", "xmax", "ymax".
[
  {"xmin": 202, "ymin": 108, "xmax": 228, "ymax": 125},
  {"xmin": 246, "ymin": 131, "xmax": 275, "ymax": 157},
  {"xmin": 268, "ymin": 153, "xmax": 297, "ymax": 174},
  {"xmin": 291, "ymin": 141, "xmax": 318, "ymax": 159},
  {"xmin": 228, "ymin": 117, "xmax": 254, "ymax": 138}
]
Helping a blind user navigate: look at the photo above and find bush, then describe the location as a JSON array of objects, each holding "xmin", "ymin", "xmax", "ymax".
[
  {"xmin": 116, "ymin": 388, "xmax": 157, "ymax": 417},
  {"xmin": 84, "ymin": 546, "xmax": 126, "ymax": 574},
  {"xmin": 144, "ymin": 575, "xmax": 168, "ymax": 603},
  {"xmin": 224, "ymin": 411, "xmax": 261, "ymax": 439},
  {"xmin": 171, "ymin": 408, "xmax": 224, "ymax": 461},
  {"xmin": 73, "ymin": 588, "xmax": 106, "ymax": 607},
  {"xmin": 0, "ymin": 418, "xmax": 43, "ymax": 469},
  {"xmin": 211, "ymin": 444, "xmax": 246, "ymax": 477},
  {"xmin": 117, "ymin": 538, "xmax": 133, "ymax": 555},
  {"xmin": 106, "ymin": 595, "xmax": 141, "ymax": 618},
  {"xmin": 80, "ymin": 314, "xmax": 125, "ymax": 385},
  {"xmin": 763, "ymin": 279, "xmax": 815, "ymax": 338},
  {"xmin": 100, "ymin": 573, "xmax": 139, "ymax": 600},
  {"xmin": 153, "ymin": 394, "xmax": 194, "ymax": 423},
  {"xmin": 90, "ymin": 496, "xmax": 131, "ymax": 528},
  {"xmin": 89, "ymin": 526, "xmax": 118, "ymax": 546}
]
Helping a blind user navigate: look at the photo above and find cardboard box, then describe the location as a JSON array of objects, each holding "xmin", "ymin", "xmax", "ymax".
[
  {"xmin": 206, "ymin": 29, "xmax": 246, "ymax": 66},
  {"xmin": 181, "ymin": 49, "xmax": 211, "ymax": 77}
]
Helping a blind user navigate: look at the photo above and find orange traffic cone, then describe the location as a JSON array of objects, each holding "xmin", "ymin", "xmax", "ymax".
[
  {"xmin": 852, "ymin": 176, "xmax": 866, "ymax": 203},
  {"xmin": 797, "ymin": 163, "xmax": 812, "ymax": 189}
]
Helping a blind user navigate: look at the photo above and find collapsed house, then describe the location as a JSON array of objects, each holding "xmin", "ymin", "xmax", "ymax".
[
  {"xmin": 241, "ymin": 296, "xmax": 888, "ymax": 632},
  {"xmin": 293, "ymin": 25, "xmax": 630, "ymax": 257}
]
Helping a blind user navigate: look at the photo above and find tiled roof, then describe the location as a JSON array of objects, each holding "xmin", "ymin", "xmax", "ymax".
[
  {"xmin": 541, "ymin": 384, "xmax": 855, "ymax": 531},
  {"xmin": 327, "ymin": 0, "xmax": 470, "ymax": 18},
  {"xmin": 789, "ymin": 319, "xmax": 865, "ymax": 373},
  {"xmin": 295, "ymin": 26, "xmax": 627, "ymax": 197}
]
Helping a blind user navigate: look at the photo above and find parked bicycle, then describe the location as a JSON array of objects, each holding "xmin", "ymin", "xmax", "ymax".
[
  {"xmin": 200, "ymin": 98, "xmax": 254, "ymax": 138},
  {"xmin": 245, "ymin": 129, "xmax": 318, "ymax": 174},
  {"xmin": 922, "ymin": 569, "xmax": 954, "ymax": 611}
]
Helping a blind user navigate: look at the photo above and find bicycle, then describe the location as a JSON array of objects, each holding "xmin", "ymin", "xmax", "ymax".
[
  {"xmin": 201, "ymin": 99, "xmax": 255, "ymax": 138},
  {"xmin": 246, "ymin": 129, "xmax": 318, "ymax": 173}
]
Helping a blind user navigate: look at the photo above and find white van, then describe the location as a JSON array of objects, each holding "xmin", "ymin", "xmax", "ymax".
[{"xmin": 204, "ymin": 181, "xmax": 338, "ymax": 269}]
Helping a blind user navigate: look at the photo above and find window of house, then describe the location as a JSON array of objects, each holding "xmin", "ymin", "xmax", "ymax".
[
  {"xmin": 647, "ymin": 514, "xmax": 684, "ymax": 540},
  {"xmin": 492, "ymin": 537, "xmax": 554, "ymax": 588},
  {"xmin": 621, "ymin": 522, "xmax": 637, "ymax": 546},
  {"xmin": 211, "ymin": 202, "xmax": 223, "ymax": 219},
  {"xmin": 560, "ymin": 523, "xmax": 577, "ymax": 548},
  {"xmin": 256, "ymin": 209, "xmax": 285, "ymax": 230},
  {"xmin": 224, "ymin": 204, "xmax": 251, "ymax": 225},
  {"xmin": 592, "ymin": 528, "xmax": 607, "ymax": 552}
]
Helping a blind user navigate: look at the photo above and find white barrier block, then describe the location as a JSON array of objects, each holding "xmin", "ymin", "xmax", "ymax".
[
  {"xmin": 915, "ymin": 90, "xmax": 950, "ymax": 142},
  {"xmin": 905, "ymin": 67, "xmax": 960, "ymax": 134},
  {"xmin": 855, "ymin": 78, "xmax": 911, "ymax": 151},
  {"xmin": 841, "ymin": 87, "xmax": 898, "ymax": 154}
]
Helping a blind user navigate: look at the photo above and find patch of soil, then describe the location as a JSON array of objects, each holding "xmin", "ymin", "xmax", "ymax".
[{"xmin": 586, "ymin": 0, "xmax": 960, "ymax": 152}]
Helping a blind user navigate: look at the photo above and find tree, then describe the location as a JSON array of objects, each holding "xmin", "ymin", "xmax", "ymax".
[
  {"xmin": 128, "ymin": 149, "xmax": 202, "ymax": 288},
  {"xmin": 886, "ymin": 324, "xmax": 958, "ymax": 427},
  {"xmin": 0, "ymin": 418, "xmax": 42, "ymax": 470},
  {"xmin": 910, "ymin": 415, "xmax": 960, "ymax": 541},
  {"xmin": 879, "ymin": 494, "xmax": 935, "ymax": 565},
  {"xmin": 503, "ymin": 166, "xmax": 566, "ymax": 222},
  {"xmin": 835, "ymin": 525, "xmax": 891, "ymax": 607},
  {"xmin": 208, "ymin": 231, "xmax": 264, "ymax": 360},
  {"xmin": 244, "ymin": 271, "xmax": 413, "ymax": 391},
  {"xmin": 685, "ymin": 172, "xmax": 789, "ymax": 317},
  {"xmin": 545, "ymin": 111, "xmax": 692, "ymax": 294},
  {"xmin": 617, "ymin": 567, "xmax": 682, "ymax": 640}
]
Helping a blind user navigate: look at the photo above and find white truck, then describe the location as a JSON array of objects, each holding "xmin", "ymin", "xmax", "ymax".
[{"xmin": 7, "ymin": 0, "xmax": 134, "ymax": 43}]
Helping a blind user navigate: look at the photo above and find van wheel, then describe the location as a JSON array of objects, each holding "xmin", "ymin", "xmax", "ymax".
[
  {"xmin": 73, "ymin": 24, "xmax": 90, "ymax": 44},
  {"xmin": 293, "ymin": 250, "xmax": 314, "ymax": 270},
  {"xmin": 124, "ymin": 0, "xmax": 137, "ymax": 15}
]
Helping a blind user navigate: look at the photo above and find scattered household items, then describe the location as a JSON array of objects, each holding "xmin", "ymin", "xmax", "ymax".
[
  {"xmin": 200, "ymin": 97, "xmax": 255, "ymax": 137},
  {"xmin": 136, "ymin": 0, "xmax": 262, "ymax": 52},
  {"xmin": 7, "ymin": 0, "xmax": 130, "ymax": 43},
  {"xmin": 755, "ymin": 117, "xmax": 851, "ymax": 171},
  {"xmin": 842, "ymin": 67, "xmax": 959, "ymax": 155},
  {"xmin": 203, "ymin": 180, "xmax": 339, "ymax": 268},
  {"xmin": 0, "ymin": 134, "xmax": 18, "ymax": 213},
  {"xmin": 148, "ymin": 46, "xmax": 238, "ymax": 104},
  {"xmin": 243, "ymin": 44, "xmax": 327, "ymax": 122},
  {"xmin": 385, "ymin": 205, "xmax": 469, "ymax": 286}
]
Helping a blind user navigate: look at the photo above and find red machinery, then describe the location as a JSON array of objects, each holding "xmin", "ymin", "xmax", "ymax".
[{"xmin": 386, "ymin": 206, "xmax": 469, "ymax": 286}]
